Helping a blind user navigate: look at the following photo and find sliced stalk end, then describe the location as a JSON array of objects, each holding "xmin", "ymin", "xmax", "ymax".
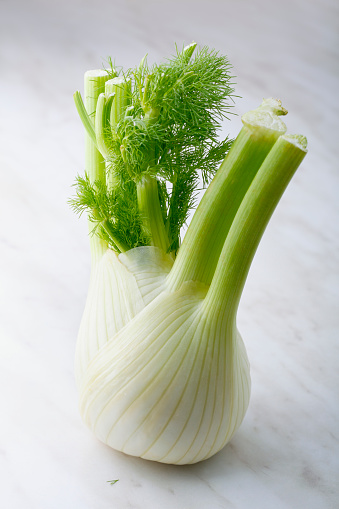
[
  {"xmin": 257, "ymin": 97, "xmax": 288, "ymax": 115},
  {"xmin": 242, "ymin": 98, "xmax": 287, "ymax": 134},
  {"xmin": 283, "ymin": 133, "xmax": 308, "ymax": 151}
]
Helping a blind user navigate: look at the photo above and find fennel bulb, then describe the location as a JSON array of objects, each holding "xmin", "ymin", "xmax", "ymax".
[{"xmin": 71, "ymin": 44, "xmax": 307, "ymax": 464}]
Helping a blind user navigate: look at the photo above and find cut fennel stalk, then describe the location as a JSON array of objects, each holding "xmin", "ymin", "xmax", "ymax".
[{"xmin": 71, "ymin": 44, "xmax": 307, "ymax": 464}]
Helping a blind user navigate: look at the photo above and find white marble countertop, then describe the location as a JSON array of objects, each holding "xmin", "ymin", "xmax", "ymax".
[{"xmin": 1, "ymin": 0, "xmax": 338, "ymax": 507}]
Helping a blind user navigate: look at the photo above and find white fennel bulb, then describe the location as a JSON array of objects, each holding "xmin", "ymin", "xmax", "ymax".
[
  {"xmin": 71, "ymin": 44, "xmax": 307, "ymax": 464},
  {"xmin": 79, "ymin": 275, "xmax": 250, "ymax": 464},
  {"xmin": 75, "ymin": 246, "xmax": 173, "ymax": 386}
]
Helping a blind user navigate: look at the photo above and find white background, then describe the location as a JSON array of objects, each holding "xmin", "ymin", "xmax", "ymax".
[{"xmin": 0, "ymin": 0, "xmax": 338, "ymax": 507}]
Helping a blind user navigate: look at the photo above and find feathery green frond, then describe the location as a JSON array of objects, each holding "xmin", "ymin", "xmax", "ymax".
[
  {"xmin": 69, "ymin": 174, "xmax": 150, "ymax": 252},
  {"xmin": 72, "ymin": 43, "xmax": 235, "ymax": 253}
]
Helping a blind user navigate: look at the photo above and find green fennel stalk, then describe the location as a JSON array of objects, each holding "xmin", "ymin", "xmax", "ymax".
[{"xmin": 82, "ymin": 69, "xmax": 111, "ymax": 262}]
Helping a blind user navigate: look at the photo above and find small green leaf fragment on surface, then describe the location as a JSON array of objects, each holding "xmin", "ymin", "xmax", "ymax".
[{"xmin": 107, "ymin": 479, "xmax": 119, "ymax": 486}]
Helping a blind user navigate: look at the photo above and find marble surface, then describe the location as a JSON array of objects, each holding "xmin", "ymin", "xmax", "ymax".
[{"xmin": 1, "ymin": 0, "xmax": 338, "ymax": 507}]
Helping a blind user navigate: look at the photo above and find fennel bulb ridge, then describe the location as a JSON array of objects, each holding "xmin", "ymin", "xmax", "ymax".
[{"xmin": 76, "ymin": 246, "xmax": 251, "ymax": 465}]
